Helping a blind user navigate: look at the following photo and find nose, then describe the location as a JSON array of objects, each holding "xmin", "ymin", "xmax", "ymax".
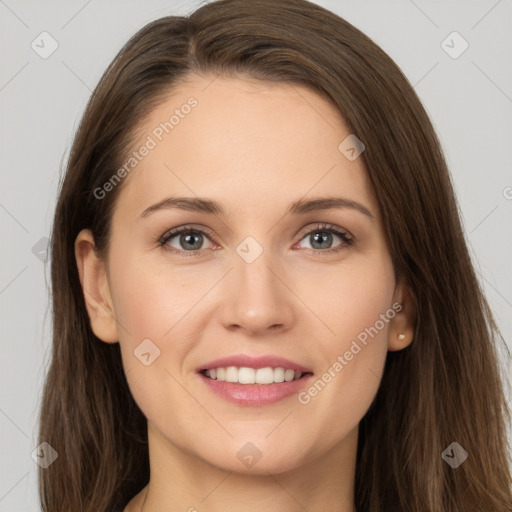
[{"xmin": 220, "ymin": 248, "xmax": 295, "ymax": 336}]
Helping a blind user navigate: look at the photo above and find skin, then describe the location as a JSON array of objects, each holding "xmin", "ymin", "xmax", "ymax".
[{"xmin": 75, "ymin": 74, "xmax": 415, "ymax": 512}]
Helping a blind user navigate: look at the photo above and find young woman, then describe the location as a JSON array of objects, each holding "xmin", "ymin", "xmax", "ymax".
[{"xmin": 38, "ymin": 0, "xmax": 512, "ymax": 510}]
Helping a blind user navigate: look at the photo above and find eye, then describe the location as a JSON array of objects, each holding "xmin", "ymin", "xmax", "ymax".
[
  {"xmin": 158, "ymin": 223, "xmax": 354, "ymax": 256},
  {"xmin": 159, "ymin": 225, "xmax": 216, "ymax": 255},
  {"xmin": 294, "ymin": 223, "xmax": 354, "ymax": 253}
]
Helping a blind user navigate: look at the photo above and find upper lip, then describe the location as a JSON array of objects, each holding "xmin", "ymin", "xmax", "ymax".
[{"xmin": 197, "ymin": 354, "xmax": 313, "ymax": 373}]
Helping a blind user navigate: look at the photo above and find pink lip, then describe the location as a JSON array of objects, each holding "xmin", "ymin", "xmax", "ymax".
[
  {"xmin": 199, "ymin": 373, "xmax": 315, "ymax": 406},
  {"xmin": 197, "ymin": 354, "xmax": 312, "ymax": 373},
  {"xmin": 196, "ymin": 354, "xmax": 314, "ymax": 407}
]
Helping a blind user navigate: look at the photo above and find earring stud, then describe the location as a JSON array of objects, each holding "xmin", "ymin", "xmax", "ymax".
[{"xmin": 397, "ymin": 333, "xmax": 406, "ymax": 341}]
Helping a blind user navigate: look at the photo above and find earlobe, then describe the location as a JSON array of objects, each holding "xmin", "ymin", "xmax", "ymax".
[
  {"xmin": 75, "ymin": 229, "xmax": 119, "ymax": 343},
  {"xmin": 388, "ymin": 280, "xmax": 416, "ymax": 352}
]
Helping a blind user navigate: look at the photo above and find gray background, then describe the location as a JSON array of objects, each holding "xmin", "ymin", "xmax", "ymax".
[{"xmin": 1, "ymin": 0, "xmax": 511, "ymax": 509}]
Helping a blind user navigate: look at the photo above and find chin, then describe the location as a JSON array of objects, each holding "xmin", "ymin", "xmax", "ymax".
[{"xmin": 200, "ymin": 439, "xmax": 308, "ymax": 475}]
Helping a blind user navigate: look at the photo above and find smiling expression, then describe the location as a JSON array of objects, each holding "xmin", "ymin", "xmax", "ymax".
[{"xmin": 76, "ymin": 73, "xmax": 414, "ymax": 475}]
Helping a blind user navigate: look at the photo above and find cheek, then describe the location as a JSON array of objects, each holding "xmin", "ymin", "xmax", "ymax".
[
  {"xmin": 106, "ymin": 256, "xmax": 178, "ymax": 384},
  {"xmin": 110, "ymin": 261, "xmax": 196, "ymax": 423},
  {"xmin": 301, "ymin": 254, "xmax": 395, "ymax": 350},
  {"xmin": 110, "ymin": 254, "xmax": 195, "ymax": 339},
  {"xmin": 296, "ymin": 257, "xmax": 394, "ymax": 423}
]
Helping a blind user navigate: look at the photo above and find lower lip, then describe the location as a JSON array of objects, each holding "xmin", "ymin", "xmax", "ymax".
[{"xmin": 198, "ymin": 372, "xmax": 314, "ymax": 406}]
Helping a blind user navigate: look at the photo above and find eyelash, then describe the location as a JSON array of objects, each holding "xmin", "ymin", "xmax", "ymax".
[{"xmin": 157, "ymin": 223, "xmax": 354, "ymax": 257}]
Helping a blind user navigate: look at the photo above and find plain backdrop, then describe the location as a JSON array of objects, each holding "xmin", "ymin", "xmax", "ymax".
[{"xmin": 1, "ymin": 0, "xmax": 511, "ymax": 509}]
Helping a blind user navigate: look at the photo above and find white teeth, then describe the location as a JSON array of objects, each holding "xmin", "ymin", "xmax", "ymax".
[
  {"xmin": 255, "ymin": 367, "xmax": 274, "ymax": 384},
  {"xmin": 203, "ymin": 366, "xmax": 305, "ymax": 384},
  {"xmin": 238, "ymin": 367, "xmax": 256, "ymax": 384},
  {"xmin": 225, "ymin": 366, "xmax": 238, "ymax": 383},
  {"xmin": 273, "ymin": 367, "xmax": 285, "ymax": 383}
]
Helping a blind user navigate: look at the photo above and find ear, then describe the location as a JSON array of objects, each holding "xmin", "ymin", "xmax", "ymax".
[
  {"xmin": 75, "ymin": 229, "xmax": 119, "ymax": 343},
  {"xmin": 388, "ymin": 277, "xmax": 416, "ymax": 351}
]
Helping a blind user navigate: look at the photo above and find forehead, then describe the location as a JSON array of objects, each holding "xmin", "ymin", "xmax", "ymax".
[{"xmin": 112, "ymin": 73, "xmax": 378, "ymax": 223}]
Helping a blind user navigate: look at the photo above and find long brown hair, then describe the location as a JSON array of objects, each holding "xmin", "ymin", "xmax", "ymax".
[{"xmin": 38, "ymin": 0, "xmax": 512, "ymax": 510}]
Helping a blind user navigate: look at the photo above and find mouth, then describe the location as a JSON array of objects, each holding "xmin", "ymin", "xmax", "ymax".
[
  {"xmin": 199, "ymin": 366, "xmax": 313, "ymax": 385},
  {"xmin": 197, "ymin": 366, "xmax": 315, "ymax": 406}
]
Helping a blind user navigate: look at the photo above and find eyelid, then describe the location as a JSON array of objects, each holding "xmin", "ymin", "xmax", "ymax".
[
  {"xmin": 295, "ymin": 222, "xmax": 352, "ymax": 241},
  {"xmin": 158, "ymin": 224, "xmax": 217, "ymax": 246}
]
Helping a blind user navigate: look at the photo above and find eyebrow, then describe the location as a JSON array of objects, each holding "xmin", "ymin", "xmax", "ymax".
[{"xmin": 139, "ymin": 196, "xmax": 374, "ymax": 220}]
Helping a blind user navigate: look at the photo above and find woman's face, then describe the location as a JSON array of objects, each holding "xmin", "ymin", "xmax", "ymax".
[{"xmin": 77, "ymin": 74, "xmax": 414, "ymax": 475}]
